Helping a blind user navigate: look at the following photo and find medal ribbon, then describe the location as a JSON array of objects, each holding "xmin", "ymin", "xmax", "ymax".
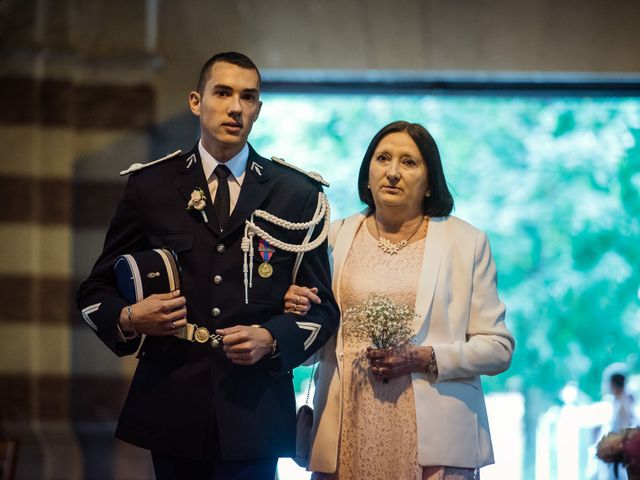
[{"xmin": 258, "ymin": 239, "xmax": 274, "ymax": 262}]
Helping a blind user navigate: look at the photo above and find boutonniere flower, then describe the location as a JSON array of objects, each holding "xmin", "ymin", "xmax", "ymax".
[{"xmin": 187, "ymin": 187, "xmax": 208, "ymax": 223}]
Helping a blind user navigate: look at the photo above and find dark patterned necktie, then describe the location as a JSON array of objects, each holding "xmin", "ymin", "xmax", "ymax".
[{"xmin": 213, "ymin": 165, "xmax": 231, "ymax": 231}]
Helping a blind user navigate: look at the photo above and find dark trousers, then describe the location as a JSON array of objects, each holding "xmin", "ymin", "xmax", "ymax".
[
  {"xmin": 151, "ymin": 451, "xmax": 277, "ymax": 480},
  {"xmin": 151, "ymin": 400, "xmax": 277, "ymax": 480}
]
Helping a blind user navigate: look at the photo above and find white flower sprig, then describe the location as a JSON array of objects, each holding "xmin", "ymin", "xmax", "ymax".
[
  {"xmin": 187, "ymin": 187, "xmax": 208, "ymax": 223},
  {"xmin": 343, "ymin": 295, "xmax": 416, "ymax": 349}
]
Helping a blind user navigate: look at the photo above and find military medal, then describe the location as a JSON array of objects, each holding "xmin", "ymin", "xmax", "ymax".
[
  {"xmin": 257, "ymin": 239, "xmax": 275, "ymax": 278},
  {"xmin": 258, "ymin": 262, "xmax": 273, "ymax": 278}
]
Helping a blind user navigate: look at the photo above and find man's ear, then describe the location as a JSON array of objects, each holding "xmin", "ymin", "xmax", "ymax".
[
  {"xmin": 188, "ymin": 91, "xmax": 201, "ymax": 115},
  {"xmin": 254, "ymin": 100, "xmax": 263, "ymax": 121}
]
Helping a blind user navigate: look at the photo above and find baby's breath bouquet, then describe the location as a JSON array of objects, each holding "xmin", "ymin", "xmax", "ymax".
[{"xmin": 343, "ymin": 295, "xmax": 416, "ymax": 349}]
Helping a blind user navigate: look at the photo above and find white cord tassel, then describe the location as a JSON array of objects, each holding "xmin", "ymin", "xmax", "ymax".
[
  {"xmin": 241, "ymin": 224, "xmax": 251, "ymax": 303},
  {"xmin": 249, "ymin": 221, "xmax": 255, "ymax": 288},
  {"xmin": 241, "ymin": 192, "xmax": 331, "ymax": 303}
]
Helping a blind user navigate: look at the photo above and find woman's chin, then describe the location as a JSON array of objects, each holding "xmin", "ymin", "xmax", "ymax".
[{"xmin": 374, "ymin": 196, "xmax": 413, "ymax": 210}]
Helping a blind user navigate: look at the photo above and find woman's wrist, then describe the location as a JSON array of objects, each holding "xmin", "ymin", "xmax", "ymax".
[
  {"xmin": 411, "ymin": 347, "xmax": 433, "ymax": 373},
  {"xmin": 423, "ymin": 346, "xmax": 438, "ymax": 381}
]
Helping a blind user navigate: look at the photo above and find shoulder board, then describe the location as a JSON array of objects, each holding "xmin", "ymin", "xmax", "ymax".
[
  {"xmin": 119, "ymin": 150, "xmax": 182, "ymax": 176},
  {"xmin": 270, "ymin": 157, "xmax": 330, "ymax": 187}
]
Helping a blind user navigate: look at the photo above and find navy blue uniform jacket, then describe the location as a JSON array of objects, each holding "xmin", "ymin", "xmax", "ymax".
[{"xmin": 76, "ymin": 144, "xmax": 340, "ymax": 460}]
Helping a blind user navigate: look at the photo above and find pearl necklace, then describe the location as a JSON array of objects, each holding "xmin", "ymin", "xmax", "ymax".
[{"xmin": 374, "ymin": 216, "xmax": 425, "ymax": 255}]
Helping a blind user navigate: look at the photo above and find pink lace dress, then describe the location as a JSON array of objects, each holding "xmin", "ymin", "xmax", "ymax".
[{"xmin": 313, "ymin": 224, "xmax": 478, "ymax": 480}]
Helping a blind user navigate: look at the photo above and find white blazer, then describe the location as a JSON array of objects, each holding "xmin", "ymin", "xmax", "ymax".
[{"xmin": 308, "ymin": 212, "xmax": 515, "ymax": 472}]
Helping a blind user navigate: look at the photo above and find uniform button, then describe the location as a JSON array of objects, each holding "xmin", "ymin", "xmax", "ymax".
[
  {"xmin": 213, "ymin": 275, "xmax": 222, "ymax": 285},
  {"xmin": 216, "ymin": 244, "xmax": 225, "ymax": 253},
  {"xmin": 211, "ymin": 307, "xmax": 221, "ymax": 317}
]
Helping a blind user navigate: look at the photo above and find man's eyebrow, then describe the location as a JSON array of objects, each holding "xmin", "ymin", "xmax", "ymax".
[{"xmin": 212, "ymin": 84, "xmax": 259, "ymax": 95}]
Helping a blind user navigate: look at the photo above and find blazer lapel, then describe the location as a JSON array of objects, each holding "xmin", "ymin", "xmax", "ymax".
[
  {"xmin": 331, "ymin": 211, "xmax": 367, "ymax": 378},
  {"xmin": 331, "ymin": 211, "xmax": 367, "ymax": 304},
  {"xmin": 413, "ymin": 216, "xmax": 444, "ymax": 343},
  {"xmin": 178, "ymin": 148, "xmax": 221, "ymax": 236},
  {"xmin": 221, "ymin": 147, "xmax": 271, "ymax": 239}
]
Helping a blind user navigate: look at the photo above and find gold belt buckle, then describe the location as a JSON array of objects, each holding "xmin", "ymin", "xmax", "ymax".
[
  {"xmin": 194, "ymin": 326, "xmax": 210, "ymax": 343},
  {"xmin": 192, "ymin": 325, "xmax": 222, "ymax": 348}
]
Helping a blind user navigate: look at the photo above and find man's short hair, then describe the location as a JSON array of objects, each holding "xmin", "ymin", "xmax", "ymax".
[{"xmin": 196, "ymin": 52, "xmax": 262, "ymax": 94}]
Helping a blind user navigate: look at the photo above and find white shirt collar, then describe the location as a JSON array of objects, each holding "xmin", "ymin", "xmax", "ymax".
[{"xmin": 198, "ymin": 140, "xmax": 249, "ymax": 185}]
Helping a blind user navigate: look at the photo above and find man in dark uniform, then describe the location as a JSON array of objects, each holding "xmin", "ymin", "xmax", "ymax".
[{"xmin": 77, "ymin": 52, "xmax": 339, "ymax": 479}]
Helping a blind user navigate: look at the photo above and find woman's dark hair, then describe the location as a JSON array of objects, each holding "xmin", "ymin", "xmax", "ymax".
[
  {"xmin": 357, "ymin": 121, "xmax": 454, "ymax": 216},
  {"xmin": 197, "ymin": 51, "xmax": 261, "ymax": 94}
]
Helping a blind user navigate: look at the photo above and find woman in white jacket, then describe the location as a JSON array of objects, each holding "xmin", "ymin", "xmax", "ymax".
[{"xmin": 286, "ymin": 121, "xmax": 514, "ymax": 480}]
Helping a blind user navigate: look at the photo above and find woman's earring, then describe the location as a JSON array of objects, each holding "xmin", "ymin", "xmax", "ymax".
[
  {"xmin": 425, "ymin": 190, "xmax": 431, "ymax": 198},
  {"xmin": 367, "ymin": 184, "xmax": 371, "ymax": 189}
]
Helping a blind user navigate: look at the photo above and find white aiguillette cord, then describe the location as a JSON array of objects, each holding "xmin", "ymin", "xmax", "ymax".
[{"xmin": 241, "ymin": 192, "xmax": 331, "ymax": 303}]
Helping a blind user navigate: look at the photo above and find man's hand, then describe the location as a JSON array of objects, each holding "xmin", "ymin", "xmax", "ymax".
[
  {"xmin": 283, "ymin": 284, "xmax": 321, "ymax": 315},
  {"xmin": 216, "ymin": 325, "xmax": 275, "ymax": 365},
  {"xmin": 119, "ymin": 290, "xmax": 187, "ymax": 336}
]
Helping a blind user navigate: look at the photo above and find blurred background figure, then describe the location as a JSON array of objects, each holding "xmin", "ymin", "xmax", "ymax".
[{"xmin": 607, "ymin": 370, "xmax": 637, "ymax": 434}]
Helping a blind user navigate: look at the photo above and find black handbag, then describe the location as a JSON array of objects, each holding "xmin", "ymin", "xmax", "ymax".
[
  {"xmin": 293, "ymin": 359, "xmax": 317, "ymax": 468},
  {"xmin": 294, "ymin": 404, "xmax": 314, "ymax": 468}
]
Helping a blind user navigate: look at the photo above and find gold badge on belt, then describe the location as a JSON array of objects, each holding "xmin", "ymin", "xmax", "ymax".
[
  {"xmin": 194, "ymin": 327, "xmax": 210, "ymax": 343},
  {"xmin": 193, "ymin": 325, "xmax": 223, "ymax": 348},
  {"xmin": 258, "ymin": 239, "xmax": 275, "ymax": 278}
]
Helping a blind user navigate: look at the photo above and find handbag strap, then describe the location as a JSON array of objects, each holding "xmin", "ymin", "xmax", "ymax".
[{"xmin": 304, "ymin": 355, "xmax": 317, "ymax": 406}]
